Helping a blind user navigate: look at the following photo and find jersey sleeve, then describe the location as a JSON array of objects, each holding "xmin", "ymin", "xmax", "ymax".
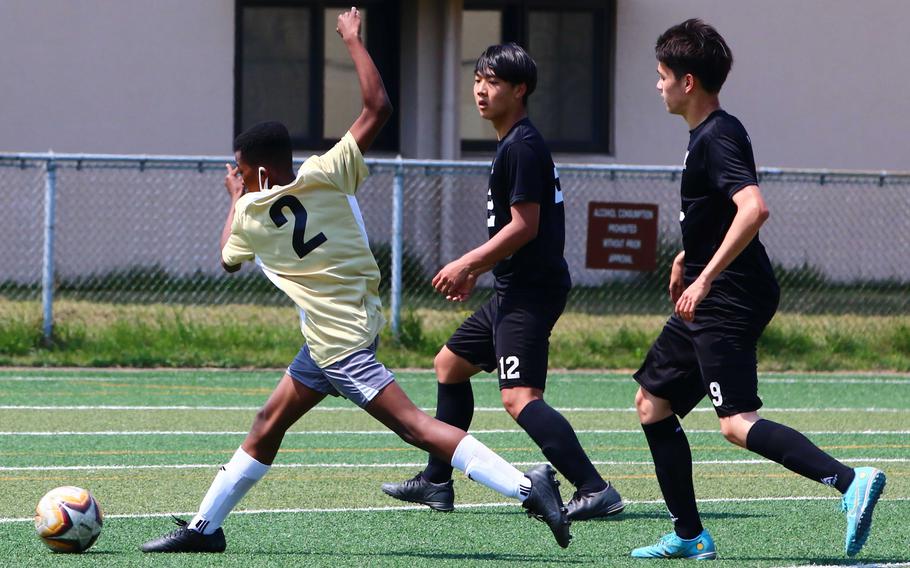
[
  {"xmin": 221, "ymin": 205, "xmax": 254, "ymax": 267},
  {"xmin": 312, "ymin": 131, "xmax": 370, "ymax": 195},
  {"xmin": 706, "ymin": 129, "xmax": 758, "ymax": 199},
  {"xmin": 505, "ymin": 142, "xmax": 546, "ymax": 205}
]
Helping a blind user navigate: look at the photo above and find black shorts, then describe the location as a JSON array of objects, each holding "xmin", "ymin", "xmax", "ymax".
[
  {"xmin": 445, "ymin": 289, "xmax": 567, "ymax": 390},
  {"xmin": 633, "ymin": 301, "xmax": 776, "ymax": 418}
]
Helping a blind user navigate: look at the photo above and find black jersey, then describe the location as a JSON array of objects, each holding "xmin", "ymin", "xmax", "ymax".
[
  {"xmin": 486, "ymin": 118, "xmax": 571, "ymax": 292},
  {"xmin": 680, "ymin": 110, "xmax": 777, "ymax": 299}
]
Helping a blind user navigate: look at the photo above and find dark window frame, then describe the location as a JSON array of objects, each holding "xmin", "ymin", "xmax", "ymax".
[
  {"xmin": 461, "ymin": 0, "xmax": 615, "ymax": 154},
  {"xmin": 235, "ymin": 0, "xmax": 400, "ymax": 152}
]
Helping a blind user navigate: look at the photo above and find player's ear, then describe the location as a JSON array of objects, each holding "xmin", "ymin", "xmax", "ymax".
[
  {"xmin": 683, "ymin": 73, "xmax": 696, "ymax": 94},
  {"xmin": 513, "ymin": 82, "xmax": 528, "ymax": 102}
]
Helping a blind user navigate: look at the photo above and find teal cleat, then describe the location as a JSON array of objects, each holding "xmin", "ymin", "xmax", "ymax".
[
  {"xmin": 843, "ymin": 466, "xmax": 886, "ymax": 556},
  {"xmin": 631, "ymin": 529, "xmax": 717, "ymax": 560}
]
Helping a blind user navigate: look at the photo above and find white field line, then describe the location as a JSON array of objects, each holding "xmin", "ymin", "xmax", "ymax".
[
  {"xmin": 2, "ymin": 428, "xmax": 909, "ymax": 437},
  {"xmin": 2, "ymin": 495, "xmax": 909, "ymax": 525},
  {"xmin": 2, "ymin": 405, "xmax": 909, "ymax": 413},
  {"xmin": 2, "ymin": 457, "xmax": 908, "ymax": 473}
]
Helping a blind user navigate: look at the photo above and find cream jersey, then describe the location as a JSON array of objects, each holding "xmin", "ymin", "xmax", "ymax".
[{"xmin": 222, "ymin": 132, "xmax": 385, "ymax": 367}]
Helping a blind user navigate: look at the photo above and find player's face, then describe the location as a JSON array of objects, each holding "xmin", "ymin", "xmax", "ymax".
[
  {"xmin": 474, "ymin": 71, "xmax": 523, "ymax": 121},
  {"xmin": 234, "ymin": 151, "xmax": 260, "ymax": 193},
  {"xmin": 656, "ymin": 62, "xmax": 686, "ymax": 115}
]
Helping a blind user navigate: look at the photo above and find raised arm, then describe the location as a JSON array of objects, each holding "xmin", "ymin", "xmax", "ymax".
[{"xmin": 336, "ymin": 8, "xmax": 392, "ymax": 154}]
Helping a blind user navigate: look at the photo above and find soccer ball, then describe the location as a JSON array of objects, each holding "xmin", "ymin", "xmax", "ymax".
[{"xmin": 34, "ymin": 486, "xmax": 103, "ymax": 553}]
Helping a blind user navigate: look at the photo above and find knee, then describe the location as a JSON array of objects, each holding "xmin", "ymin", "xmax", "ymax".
[
  {"xmin": 501, "ymin": 398, "xmax": 523, "ymax": 419},
  {"xmin": 719, "ymin": 418, "xmax": 747, "ymax": 447},
  {"xmin": 634, "ymin": 388, "xmax": 648, "ymax": 418},
  {"xmin": 635, "ymin": 387, "xmax": 673, "ymax": 424},
  {"xmin": 434, "ymin": 350, "xmax": 457, "ymax": 384}
]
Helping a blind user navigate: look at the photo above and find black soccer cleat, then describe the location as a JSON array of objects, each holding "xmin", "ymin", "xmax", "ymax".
[
  {"xmin": 140, "ymin": 516, "xmax": 226, "ymax": 553},
  {"xmin": 522, "ymin": 464, "xmax": 572, "ymax": 548},
  {"xmin": 381, "ymin": 472, "xmax": 455, "ymax": 512},
  {"xmin": 566, "ymin": 482, "xmax": 625, "ymax": 521}
]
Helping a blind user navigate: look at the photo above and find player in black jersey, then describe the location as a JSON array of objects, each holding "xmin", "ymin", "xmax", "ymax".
[
  {"xmin": 382, "ymin": 43, "xmax": 624, "ymax": 522},
  {"xmin": 630, "ymin": 19, "xmax": 885, "ymax": 560}
]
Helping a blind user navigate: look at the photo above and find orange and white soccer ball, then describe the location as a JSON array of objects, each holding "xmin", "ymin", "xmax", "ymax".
[{"xmin": 34, "ymin": 486, "xmax": 103, "ymax": 553}]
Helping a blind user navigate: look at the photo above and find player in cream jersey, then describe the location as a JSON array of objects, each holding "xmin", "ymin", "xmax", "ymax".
[
  {"xmin": 141, "ymin": 8, "xmax": 571, "ymax": 554},
  {"xmin": 223, "ymin": 131, "xmax": 384, "ymax": 367}
]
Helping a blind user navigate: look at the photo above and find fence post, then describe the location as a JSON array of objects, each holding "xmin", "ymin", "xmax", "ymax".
[
  {"xmin": 42, "ymin": 154, "xmax": 58, "ymax": 343},
  {"xmin": 390, "ymin": 155, "xmax": 404, "ymax": 339}
]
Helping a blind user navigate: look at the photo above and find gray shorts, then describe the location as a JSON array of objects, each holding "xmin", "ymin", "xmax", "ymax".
[{"xmin": 286, "ymin": 340, "xmax": 395, "ymax": 408}]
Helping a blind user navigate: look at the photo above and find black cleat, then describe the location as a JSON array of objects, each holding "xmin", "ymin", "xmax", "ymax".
[
  {"xmin": 381, "ymin": 472, "xmax": 455, "ymax": 512},
  {"xmin": 566, "ymin": 482, "xmax": 625, "ymax": 521},
  {"xmin": 522, "ymin": 464, "xmax": 572, "ymax": 548},
  {"xmin": 140, "ymin": 516, "xmax": 226, "ymax": 553}
]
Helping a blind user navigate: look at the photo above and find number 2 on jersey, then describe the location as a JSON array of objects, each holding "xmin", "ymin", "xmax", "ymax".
[{"xmin": 269, "ymin": 195, "xmax": 327, "ymax": 259}]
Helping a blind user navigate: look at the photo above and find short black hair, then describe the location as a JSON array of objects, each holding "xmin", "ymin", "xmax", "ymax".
[
  {"xmin": 475, "ymin": 42, "xmax": 537, "ymax": 105},
  {"xmin": 233, "ymin": 121, "xmax": 292, "ymax": 171},
  {"xmin": 656, "ymin": 19, "xmax": 733, "ymax": 94}
]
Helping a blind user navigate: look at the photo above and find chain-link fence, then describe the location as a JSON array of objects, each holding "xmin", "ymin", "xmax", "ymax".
[{"xmin": 2, "ymin": 153, "xmax": 909, "ymax": 342}]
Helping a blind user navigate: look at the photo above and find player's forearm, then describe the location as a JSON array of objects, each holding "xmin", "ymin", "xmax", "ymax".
[
  {"xmin": 219, "ymin": 199, "xmax": 238, "ymax": 252},
  {"xmin": 344, "ymin": 36, "xmax": 392, "ymax": 116},
  {"xmin": 697, "ymin": 196, "xmax": 768, "ymax": 284},
  {"xmin": 461, "ymin": 221, "xmax": 536, "ymax": 276}
]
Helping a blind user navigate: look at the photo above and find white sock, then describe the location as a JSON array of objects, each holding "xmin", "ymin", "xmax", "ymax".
[
  {"xmin": 189, "ymin": 447, "xmax": 270, "ymax": 534},
  {"xmin": 450, "ymin": 435, "xmax": 532, "ymax": 502}
]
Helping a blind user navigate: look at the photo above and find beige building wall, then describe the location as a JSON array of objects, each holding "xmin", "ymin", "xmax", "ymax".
[
  {"xmin": 0, "ymin": 0, "xmax": 234, "ymax": 155},
  {"xmin": 1, "ymin": 0, "xmax": 906, "ymax": 170},
  {"xmin": 611, "ymin": 0, "xmax": 909, "ymax": 170}
]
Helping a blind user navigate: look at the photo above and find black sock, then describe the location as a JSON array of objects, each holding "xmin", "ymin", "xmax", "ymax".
[
  {"xmin": 746, "ymin": 419, "xmax": 855, "ymax": 493},
  {"xmin": 642, "ymin": 415, "xmax": 703, "ymax": 540},
  {"xmin": 422, "ymin": 382, "xmax": 474, "ymax": 483},
  {"xmin": 516, "ymin": 399, "xmax": 607, "ymax": 494}
]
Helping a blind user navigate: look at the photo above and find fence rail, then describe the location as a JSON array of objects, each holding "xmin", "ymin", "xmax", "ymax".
[{"xmin": 2, "ymin": 152, "xmax": 909, "ymax": 342}]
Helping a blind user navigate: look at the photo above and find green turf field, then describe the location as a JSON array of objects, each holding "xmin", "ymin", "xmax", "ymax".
[{"xmin": 1, "ymin": 369, "xmax": 908, "ymax": 567}]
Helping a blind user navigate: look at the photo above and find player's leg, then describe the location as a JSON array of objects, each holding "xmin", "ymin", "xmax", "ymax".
[
  {"xmin": 366, "ymin": 380, "xmax": 571, "ymax": 547},
  {"xmin": 495, "ymin": 293, "xmax": 622, "ymax": 521},
  {"xmin": 420, "ymin": 346, "xmax": 484, "ymax": 481},
  {"xmin": 631, "ymin": 317, "xmax": 716, "ymax": 559},
  {"xmin": 141, "ymin": 347, "xmax": 331, "ymax": 553},
  {"xmin": 716, "ymin": 400, "xmax": 885, "ymax": 556},
  {"xmin": 381, "ymin": 299, "xmax": 495, "ymax": 508},
  {"xmin": 322, "ymin": 341, "xmax": 571, "ymax": 547}
]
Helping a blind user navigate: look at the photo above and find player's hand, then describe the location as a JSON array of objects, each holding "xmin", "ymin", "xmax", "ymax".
[
  {"xmin": 445, "ymin": 273, "xmax": 477, "ymax": 302},
  {"xmin": 224, "ymin": 164, "xmax": 244, "ymax": 200},
  {"xmin": 432, "ymin": 259, "xmax": 472, "ymax": 299},
  {"xmin": 669, "ymin": 251, "xmax": 685, "ymax": 303},
  {"xmin": 674, "ymin": 277, "xmax": 711, "ymax": 322},
  {"xmin": 336, "ymin": 7, "xmax": 361, "ymax": 41}
]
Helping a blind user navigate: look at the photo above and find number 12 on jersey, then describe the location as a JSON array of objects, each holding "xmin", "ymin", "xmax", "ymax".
[{"xmin": 498, "ymin": 356, "xmax": 520, "ymax": 380}]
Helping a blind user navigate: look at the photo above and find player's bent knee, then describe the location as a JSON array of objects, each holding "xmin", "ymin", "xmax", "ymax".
[
  {"xmin": 718, "ymin": 417, "xmax": 748, "ymax": 447},
  {"xmin": 434, "ymin": 347, "xmax": 474, "ymax": 385}
]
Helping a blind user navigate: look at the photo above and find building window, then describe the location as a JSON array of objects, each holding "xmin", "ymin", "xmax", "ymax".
[
  {"xmin": 236, "ymin": 1, "xmax": 399, "ymax": 151},
  {"xmin": 461, "ymin": 1, "xmax": 613, "ymax": 153}
]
